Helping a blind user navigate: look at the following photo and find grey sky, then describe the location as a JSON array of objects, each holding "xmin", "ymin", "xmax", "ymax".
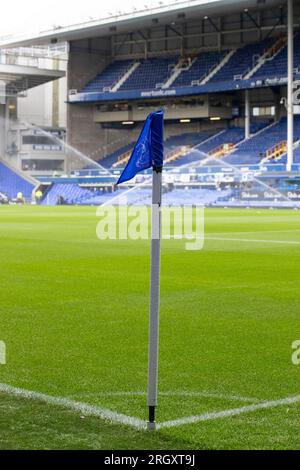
[{"xmin": 0, "ymin": 0, "xmax": 164, "ymax": 37}]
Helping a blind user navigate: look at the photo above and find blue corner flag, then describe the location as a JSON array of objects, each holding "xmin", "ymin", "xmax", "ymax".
[{"xmin": 117, "ymin": 109, "xmax": 164, "ymax": 184}]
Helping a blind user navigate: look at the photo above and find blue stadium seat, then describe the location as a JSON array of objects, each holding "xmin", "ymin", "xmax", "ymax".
[
  {"xmin": 0, "ymin": 161, "xmax": 34, "ymax": 200},
  {"xmin": 99, "ymin": 142, "xmax": 135, "ymax": 168},
  {"xmin": 81, "ymin": 60, "xmax": 134, "ymax": 93},
  {"xmin": 168, "ymin": 126, "xmax": 254, "ymax": 167},
  {"xmin": 99, "ymin": 132, "xmax": 220, "ymax": 169},
  {"xmin": 294, "ymin": 147, "xmax": 300, "ymax": 163},
  {"xmin": 119, "ymin": 57, "xmax": 178, "ymax": 91},
  {"xmin": 172, "ymin": 52, "xmax": 226, "ymax": 87},
  {"xmin": 41, "ymin": 183, "xmax": 121, "ymax": 206},
  {"xmin": 227, "ymin": 116, "xmax": 300, "ymax": 165},
  {"xmin": 251, "ymin": 34, "xmax": 300, "ymax": 81},
  {"xmin": 42, "ymin": 184, "xmax": 235, "ymax": 207},
  {"xmin": 78, "ymin": 34, "xmax": 300, "ymax": 97},
  {"xmin": 211, "ymin": 38, "xmax": 274, "ymax": 83}
]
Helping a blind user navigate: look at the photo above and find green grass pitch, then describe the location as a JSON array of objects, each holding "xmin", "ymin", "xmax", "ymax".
[{"xmin": 0, "ymin": 205, "xmax": 300, "ymax": 449}]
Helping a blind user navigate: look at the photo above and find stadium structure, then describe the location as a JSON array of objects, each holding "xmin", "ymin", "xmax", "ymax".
[
  {"xmin": 0, "ymin": 0, "xmax": 300, "ymax": 207},
  {"xmin": 0, "ymin": 44, "xmax": 66, "ymax": 202}
]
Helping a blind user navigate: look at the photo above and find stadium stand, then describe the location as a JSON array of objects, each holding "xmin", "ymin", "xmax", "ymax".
[
  {"xmin": 40, "ymin": 180, "xmax": 300, "ymax": 207},
  {"xmin": 124, "ymin": 187, "xmax": 236, "ymax": 206},
  {"xmin": 99, "ymin": 142, "xmax": 135, "ymax": 168},
  {"xmin": 165, "ymin": 130, "xmax": 216, "ymax": 151},
  {"xmin": 4, "ymin": 114, "xmax": 293, "ymax": 209},
  {"xmin": 165, "ymin": 132, "xmax": 213, "ymax": 148},
  {"xmin": 98, "ymin": 131, "xmax": 218, "ymax": 168},
  {"xmin": 41, "ymin": 182, "xmax": 235, "ymax": 207},
  {"xmin": 171, "ymin": 52, "xmax": 226, "ymax": 87},
  {"xmin": 81, "ymin": 60, "xmax": 134, "ymax": 93},
  {"xmin": 97, "ymin": 120, "xmax": 294, "ymax": 170},
  {"xmin": 1, "ymin": 7, "xmax": 300, "ymax": 212},
  {"xmin": 119, "ymin": 57, "xmax": 178, "ymax": 91},
  {"xmin": 293, "ymin": 146, "xmax": 300, "ymax": 163},
  {"xmin": 78, "ymin": 36, "xmax": 300, "ymax": 97},
  {"xmin": 0, "ymin": 160, "xmax": 35, "ymax": 200},
  {"xmin": 42, "ymin": 116, "xmax": 300, "ymax": 207},
  {"xmin": 161, "ymin": 188, "xmax": 233, "ymax": 206},
  {"xmin": 41, "ymin": 183, "xmax": 104, "ymax": 205},
  {"xmin": 227, "ymin": 116, "xmax": 300, "ymax": 165},
  {"xmin": 163, "ymin": 130, "xmax": 220, "ymax": 165},
  {"xmin": 210, "ymin": 38, "xmax": 274, "ymax": 83},
  {"xmin": 251, "ymin": 33, "xmax": 300, "ymax": 81},
  {"xmin": 196, "ymin": 127, "xmax": 245, "ymax": 153},
  {"xmin": 162, "ymin": 123, "xmax": 269, "ymax": 167}
]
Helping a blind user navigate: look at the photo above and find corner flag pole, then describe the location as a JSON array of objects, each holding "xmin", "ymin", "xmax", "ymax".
[
  {"xmin": 147, "ymin": 166, "xmax": 162, "ymax": 431},
  {"xmin": 116, "ymin": 109, "xmax": 164, "ymax": 430}
]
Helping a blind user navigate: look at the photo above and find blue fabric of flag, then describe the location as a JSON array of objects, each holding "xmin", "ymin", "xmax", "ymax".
[{"xmin": 117, "ymin": 109, "xmax": 164, "ymax": 184}]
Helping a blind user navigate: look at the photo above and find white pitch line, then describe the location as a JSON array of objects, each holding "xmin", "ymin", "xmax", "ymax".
[
  {"xmin": 157, "ymin": 394, "xmax": 300, "ymax": 429},
  {"xmin": 206, "ymin": 237, "xmax": 300, "ymax": 245},
  {"xmin": 0, "ymin": 383, "xmax": 146, "ymax": 430},
  {"xmin": 168, "ymin": 235, "xmax": 300, "ymax": 245},
  {"xmin": 3, "ymin": 383, "xmax": 299, "ymax": 431}
]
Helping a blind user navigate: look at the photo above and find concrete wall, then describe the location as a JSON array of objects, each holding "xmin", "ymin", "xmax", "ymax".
[
  {"xmin": 67, "ymin": 37, "xmax": 147, "ymax": 165},
  {"xmin": 17, "ymin": 58, "xmax": 67, "ymax": 128},
  {"xmin": 67, "ymin": 38, "xmax": 111, "ymax": 162},
  {"xmin": 0, "ymin": 104, "xmax": 5, "ymax": 156},
  {"xmin": 93, "ymin": 96, "xmax": 233, "ymax": 124},
  {"xmin": 18, "ymin": 84, "xmax": 50, "ymax": 126}
]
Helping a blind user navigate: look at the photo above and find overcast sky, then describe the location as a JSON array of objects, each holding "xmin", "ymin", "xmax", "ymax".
[{"xmin": 0, "ymin": 0, "xmax": 178, "ymax": 37}]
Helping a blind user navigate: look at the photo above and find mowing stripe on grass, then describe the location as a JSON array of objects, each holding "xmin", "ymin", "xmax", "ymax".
[
  {"xmin": 157, "ymin": 394, "xmax": 300, "ymax": 429},
  {"xmin": 207, "ymin": 230, "xmax": 300, "ymax": 235},
  {"xmin": 159, "ymin": 391, "xmax": 259, "ymax": 403},
  {"xmin": 0, "ymin": 383, "xmax": 146, "ymax": 430},
  {"xmin": 70, "ymin": 391, "xmax": 258, "ymax": 403},
  {"xmin": 206, "ymin": 237, "xmax": 300, "ymax": 245}
]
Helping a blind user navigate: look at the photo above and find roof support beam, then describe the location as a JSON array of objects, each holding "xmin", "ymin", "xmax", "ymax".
[
  {"xmin": 243, "ymin": 9, "xmax": 260, "ymax": 30},
  {"xmin": 263, "ymin": 7, "xmax": 286, "ymax": 41},
  {"xmin": 204, "ymin": 16, "xmax": 220, "ymax": 33},
  {"xmin": 113, "ymin": 23, "xmax": 293, "ymax": 49}
]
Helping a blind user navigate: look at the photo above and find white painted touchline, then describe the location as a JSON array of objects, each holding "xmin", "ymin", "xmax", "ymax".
[
  {"xmin": 0, "ymin": 383, "xmax": 146, "ymax": 430},
  {"xmin": 206, "ymin": 237, "xmax": 300, "ymax": 245},
  {"xmin": 157, "ymin": 394, "xmax": 300, "ymax": 429},
  {"xmin": 2, "ymin": 383, "xmax": 299, "ymax": 431},
  {"xmin": 168, "ymin": 235, "xmax": 300, "ymax": 245}
]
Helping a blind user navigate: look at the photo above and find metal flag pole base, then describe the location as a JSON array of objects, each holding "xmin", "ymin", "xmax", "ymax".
[
  {"xmin": 147, "ymin": 406, "xmax": 157, "ymax": 431},
  {"xmin": 147, "ymin": 421, "xmax": 157, "ymax": 431}
]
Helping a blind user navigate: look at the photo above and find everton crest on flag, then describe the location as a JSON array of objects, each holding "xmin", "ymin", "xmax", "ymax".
[{"xmin": 117, "ymin": 109, "xmax": 164, "ymax": 184}]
